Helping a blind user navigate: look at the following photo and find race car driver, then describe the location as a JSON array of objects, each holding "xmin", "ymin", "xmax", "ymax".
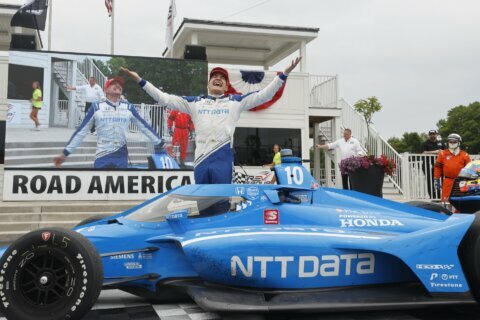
[
  {"xmin": 53, "ymin": 77, "xmax": 165, "ymax": 169},
  {"xmin": 167, "ymin": 110, "xmax": 194, "ymax": 165},
  {"xmin": 120, "ymin": 57, "xmax": 301, "ymax": 184},
  {"xmin": 434, "ymin": 133, "xmax": 471, "ymax": 202}
]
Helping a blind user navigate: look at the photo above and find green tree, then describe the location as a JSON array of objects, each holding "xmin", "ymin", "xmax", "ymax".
[
  {"xmin": 437, "ymin": 101, "xmax": 480, "ymax": 153},
  {"xmin": 388, "ymin": 132, "xmax": 426, "ymax": 153},
  {"xmin": 92, "ymin": 56, "xmax": 208, "ymax": 104},
  {"xmin": 354, "ymin": 96, "xmax": 383, "ymax": 152}
]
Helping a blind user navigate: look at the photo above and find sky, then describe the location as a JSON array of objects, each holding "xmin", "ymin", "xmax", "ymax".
[{"xmin": 47, "ymin": 0, "xmax": 480, "ymax": 139}]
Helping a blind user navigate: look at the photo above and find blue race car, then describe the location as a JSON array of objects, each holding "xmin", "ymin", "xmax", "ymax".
[{"xmin": 1, "ymin": 150, "xmax": 480, "ymax": 320}]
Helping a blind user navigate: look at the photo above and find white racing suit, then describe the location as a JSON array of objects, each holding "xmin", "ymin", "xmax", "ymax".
[
  {"xmin": 139, "ymin": 73, "xmax": 287, "ymax": 184},
  {"xmin": 63, "ymin": 99, "xmax": 164, "ymax": 168}
]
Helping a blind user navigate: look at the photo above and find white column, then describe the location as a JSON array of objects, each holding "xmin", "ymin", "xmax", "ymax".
[
  {"xmin": 49, "ymin": 81, "xmax": 59, "ymax": 126},
  {"xmin": 332, "ymin": 117, "xmax": 342, "ymax": 188},
  {"xmin": 401, "ymin": 152, "xmax": 410, "ymax": 201},
  {"xmin": 67, "ymin": 61, "xmax": 78, "ymax": 129},
  {"xmin": 299, "ymin": 40, "xmax": 307, "ymax": 72},
  {"xmin": 313, "ymin": 122, "xmax": 321, "ymax": 182}
]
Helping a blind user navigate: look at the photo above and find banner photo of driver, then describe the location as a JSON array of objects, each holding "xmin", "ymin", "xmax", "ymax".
[{"xmin": 5, "ymin": 50, "xmax": 207, "ymax": 170}]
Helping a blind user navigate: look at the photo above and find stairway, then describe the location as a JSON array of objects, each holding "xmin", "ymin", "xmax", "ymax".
[
  {"xmin": 382, "ymin": 177, "xmax": 403, "ymax": 201},
  {"xmin": 52, "ymin": 61, "xmax": 86, "ymax": 127},
  {"xmin": 0, "ymin": 201, "xmax": 142, "ymax": 243}
]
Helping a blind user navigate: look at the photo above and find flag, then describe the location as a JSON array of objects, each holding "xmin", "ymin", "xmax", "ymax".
[
  {"xmin": 227, "ymin": 70, "xmax": 287, "ymax": 112},
  {"xmin": 105, "ymin": 0, "xmax": 113, "ymax": 17},
  {"xmin": 165, "ymin": 0, "xmax": 176, "ymax": 50},
  {"xmin": 11, "ymin": 0, "xmax": 48, "ymax": 31}
]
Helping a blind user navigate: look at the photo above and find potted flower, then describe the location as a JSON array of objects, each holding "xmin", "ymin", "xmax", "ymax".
[{"xmin": 340, "ymin": 155, "xmax": 396, "ymax": 197}]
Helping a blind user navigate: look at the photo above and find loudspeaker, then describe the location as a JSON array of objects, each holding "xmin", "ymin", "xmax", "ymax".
[
  {"xmin": 10, "ymin": 34, "xmax": 36, "ymax": 50},
  {"xmin": 184, "ymin": 45, "xmax": 206, "ymax": 61}
]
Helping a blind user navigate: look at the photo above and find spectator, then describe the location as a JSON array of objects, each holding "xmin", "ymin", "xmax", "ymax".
[
  {"xmin": 65, "ymin": 77, "xmax": 105, "ymax": 134},
  {"xmin": 263, "ymin": 144, "xmax": 282, "ymax": 168},
  {"xmin": 30, "ymin": 81, "xmax": 42, "ymax": 131},
  {"xmin": 120, "ymin": 57, "xmax": 301, "ymax": 184},
  {"xmin": 434, "ymin": 133, "xmax": 471, "ymax": 203},
  {"xmin": 315, "ymin": 128, "xmax": 366, "ymax": 190},
  {"xmin": 54, "ymin": 77, "xmax": 164, "ymax": 169},
  {"xmin": 422, "ymin": 130, "xmax": 445, "ymax": 199}
]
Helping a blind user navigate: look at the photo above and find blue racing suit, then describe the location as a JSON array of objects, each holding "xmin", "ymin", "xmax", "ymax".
[
  {"xmin": 63, "ymin": 99, "xmax": 164, "ymax": 168},
  {"xmin": 139, "ymin": 73, "xmax": 287, "ymax": 184}
]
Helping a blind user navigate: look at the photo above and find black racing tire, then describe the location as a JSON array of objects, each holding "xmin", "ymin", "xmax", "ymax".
[
  {"xmin": 75, "ymin": 214, "xmax": 112, "ymax": 228},
  {"xmin": 459, "ymin": 212, "xmax": 480, "ymax": 301},
  {"xmin": 405, "ymin": 201, "xmax": 453, "ymax": 215},
  {"xmin": 0, "ymin": 227, "xmax": 103, "ymax": 320}
]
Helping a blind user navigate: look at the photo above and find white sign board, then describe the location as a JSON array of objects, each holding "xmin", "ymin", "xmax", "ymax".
[{"xmin": 3, "ymin": 170, "xmax": 195, "ymax": 201}]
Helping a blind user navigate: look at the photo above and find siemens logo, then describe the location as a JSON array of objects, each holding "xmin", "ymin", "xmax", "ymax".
[{"xmin": 231, "ymin": 253, "xmax": 375, "ymax": 279}]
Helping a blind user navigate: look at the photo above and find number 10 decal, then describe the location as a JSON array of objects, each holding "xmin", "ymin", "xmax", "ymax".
[
  {"xmin": 284, "ymin": 166, "xmax": 304, "ymax": 185},
  {"xmin": 160, "ymin": 156, "xmax": 174, "ymax": 169}
]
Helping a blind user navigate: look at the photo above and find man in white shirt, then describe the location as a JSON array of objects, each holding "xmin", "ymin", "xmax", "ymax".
[
  {"xmin": 65, "ymin": 77, "xmax": 105, "ymax": 134},
  {"xmin": 315, "ymin": 128, "xmax": 366, "ymax": 189}
]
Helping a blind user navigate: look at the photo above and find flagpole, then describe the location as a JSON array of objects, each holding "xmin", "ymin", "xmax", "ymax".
[
  {"xmin": 47, "ymin": 0, "xmax": 52, "ymax": 51},
  {"xmin": 110, "ymin": 0, "xmax": 115, "ymax": 55}
]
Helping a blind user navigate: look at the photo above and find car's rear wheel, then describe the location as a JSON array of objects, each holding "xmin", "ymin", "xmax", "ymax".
[
  {"xmin": 405, "ymin": 201, "xmax": 452, "ymax": 215},
  {"xmin": 0, "ymin": 227, "xmax": 103, "ymax": 320},
  {"xmin": 75, "ymin": 214, "xmax": 112, "ymax": 228},
  {"xmin": 459, "ymin": 211, "xmax": 480, "ymax": 300}
]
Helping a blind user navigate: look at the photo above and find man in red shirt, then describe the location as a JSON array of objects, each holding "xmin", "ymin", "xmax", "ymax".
[
  {"xmin": 434, "ymin": 133, "xmax": 471, "ymax": 202},
  {"xmin": 167, "ymin": 110, "xmax": 194, "ymax": 165}
]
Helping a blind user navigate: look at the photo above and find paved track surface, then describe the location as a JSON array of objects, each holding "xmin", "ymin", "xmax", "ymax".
[{"xmin": 3, "ymin": 289, "xmax": 480, "ymax": 320}]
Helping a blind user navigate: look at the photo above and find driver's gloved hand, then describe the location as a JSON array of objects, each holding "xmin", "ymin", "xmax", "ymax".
[{"xmin": 434, "ymin": 178, "xmax": 442, "ymax": 190}]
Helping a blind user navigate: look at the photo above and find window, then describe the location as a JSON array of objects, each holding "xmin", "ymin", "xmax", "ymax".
[
  {"xmin": 126, "ymin": 195, "xmax": 246, "ymax": 222},
  {"xmin": 234, "ymin": 128, "xmax": 302, "ymax": 166},
  {"xmin": 8, "ymin": 64, "xmax": 44, "ymax": 100}
]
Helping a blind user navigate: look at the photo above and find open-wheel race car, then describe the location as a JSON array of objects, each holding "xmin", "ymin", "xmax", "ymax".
[
  {"xmin": 449, "ymin": 160, "xmax": 480, "ymax": 213},
  {"xmin": 1, "ymin": 150, "xmax": 480, "ymax": 320}
]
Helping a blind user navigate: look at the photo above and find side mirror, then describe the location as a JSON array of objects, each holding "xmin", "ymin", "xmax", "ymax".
[
  {"xmin": 166, "ymin": 210, "xmax": 189, "ymax": 234},
  {"xmin": 264, "ymin": 190, "xmax": 281, "ymax": 204}
]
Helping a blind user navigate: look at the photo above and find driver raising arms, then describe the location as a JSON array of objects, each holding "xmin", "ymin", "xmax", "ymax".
[{"xmin": 121, "ymin": 57, "xmax": 301, "ymax": 184}]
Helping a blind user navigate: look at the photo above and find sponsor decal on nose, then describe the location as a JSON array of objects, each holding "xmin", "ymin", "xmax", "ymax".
[{"xmin": 264, "ymin": 209, "xmax": 279, "ymax": 224}]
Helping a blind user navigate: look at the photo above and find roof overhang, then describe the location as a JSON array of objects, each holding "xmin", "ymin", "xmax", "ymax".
[{"xmin": 164, "ymin": 18, "xmax": 319, "ymax": 67}]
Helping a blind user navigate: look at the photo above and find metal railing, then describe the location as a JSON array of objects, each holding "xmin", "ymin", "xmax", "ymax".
[
  {"xmin": 403, "ymin": 153, "xmax": 480, "ymax": 201},
  {"xmin": 310, "ymin": 75, "xmax": 338, "ymax": 108},
  {"xmin": 129, "ymin": 104, "xmax": 165, "ymax": 137},
  {"xmin": 77, "ymin": 58, "xmax": 107, "ymax": 89},
  {"xmin": 54, "ymin": 100, "xmax": 69, "ymax": 127},
  {"xmin": 318, "ymin": 168, "xmax": 337, "ymax": 186},
  {"xmin": 339, "ymin": 98, "xmax": 404, "ymax": 194}
]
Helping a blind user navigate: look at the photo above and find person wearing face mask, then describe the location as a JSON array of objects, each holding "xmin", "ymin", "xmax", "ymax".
[
  {"xmin": 434, "ymin": 133, "xmax": 471, "ymax": 202},
  {"xmin": 53, "ymin": 77, "xmax": 165, "ymax": 169},
  {"xmin": 120, "ymin": 57, "xmax": 301, "ymax": 184}
]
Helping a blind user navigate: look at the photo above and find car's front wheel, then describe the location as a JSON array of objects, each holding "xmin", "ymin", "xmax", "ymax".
[{"xmin": 0, "ymin": 227, "xmax": 103, "ymax": 320}]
